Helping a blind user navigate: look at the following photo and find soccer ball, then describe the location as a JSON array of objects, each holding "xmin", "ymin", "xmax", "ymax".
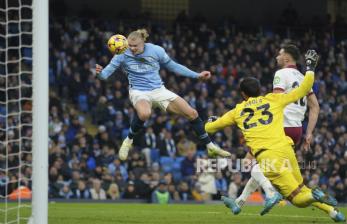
[{"xmin": 107, "ymin": 34, "xmax": 128, "ymax": 55}]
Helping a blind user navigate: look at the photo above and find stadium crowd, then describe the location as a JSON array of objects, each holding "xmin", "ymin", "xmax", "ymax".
[{"xmin": 1, "ymin": 12, "xmax": 347, "ymax": 203}]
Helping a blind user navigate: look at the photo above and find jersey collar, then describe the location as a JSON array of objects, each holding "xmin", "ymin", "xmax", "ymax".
[{"xmin": 285, "ymin": 64, "xmax": 297, "ymax": 69}]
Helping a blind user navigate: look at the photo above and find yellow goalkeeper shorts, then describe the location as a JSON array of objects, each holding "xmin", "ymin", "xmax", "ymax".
[{"xmin": 256, "ymin": 145, "xmax": 304, "ymax": 198}]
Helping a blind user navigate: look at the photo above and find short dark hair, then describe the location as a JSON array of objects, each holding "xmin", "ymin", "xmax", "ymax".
[
  {"xmin": 240, "ymin": 77, "xmax": 261, "ymax": 97},
  {"xmin": 282, "ymin": 44, "xmax": 300, "ymax": 62}
]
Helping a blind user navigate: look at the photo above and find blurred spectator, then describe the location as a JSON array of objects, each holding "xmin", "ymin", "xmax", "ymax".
[
  {"xmin": 177, "ymin": 181, "xmax": 193, "ymax": 201},
  {"xmin": 115, "ymin": 171, "xmax": 127, "ymax": 193},
  {"xmin": 107, "ymin": 183, "xmax": 120, "ymax": 200},
  {"xmin": 151, "ymin": 180, "xmax": 171, "ymax": 204},
  {"xmin": 141, "ymin": 127, "xmax": 158, "ymax": 165},
  {"xmin": 72, "ymin": 180, "xmax": 91, "ymax": 199},
  {"xmin": 214, "ymin": 172, "xmax": 228, "ymax": 200},
  {"xmin": 167, "ymin": 184, "xmax": 180, "ymax": 201},
  {"xmin": 191, "ymin": 183, "xmax": 204, "ymax": 202},
  {"xmin": 134, "ymin": 173, "xmax": 152, "ymax": 200},
  {"xmin": 177, "ymin": 138, "xmax": 197, "ymax": 156},
  {"xmin": 197, "ymin": 159, "xmax": 217, "ymax": 201},
  {"xmin": 228, "ymin": 172, "xmax": 243, "ymax": 199},
  {"xmin": 181, "ymin": 148, "xmax": 196, "ymax": 178},
  {"xmin": 108, "ymin": 158, "xmax": 128, "ymax": 180},
  {"xmin": 90, "ymin": 179, "xmax": 106, "ymax": 200},
  {"xmin": 122, "ymin": 181, "xmax": 138, "ymax": 199},
  {"xmin": 59, "ymin": 184, "xmax": 74, "ymax": 199},
  {"xmin": 158, "ymin": 130, "xmax": 177, "ymax": 158},
  {"xmin": 128, "ymin": 151, "xmax": 146, "ymax": 178}
]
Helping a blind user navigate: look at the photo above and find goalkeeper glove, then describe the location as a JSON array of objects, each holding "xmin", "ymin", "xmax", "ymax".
[
  {"xmin": 207, "ymin": 116, "xmax": 219, "ymax": 123},
  {"xmin": 305, "ymin": 50, "xmax": 319, "ymax": 72}
]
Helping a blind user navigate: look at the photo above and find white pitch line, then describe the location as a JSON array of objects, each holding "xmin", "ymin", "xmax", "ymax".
[
  {"xmin": 240, "ymin": 212, "xmax": 330, "ymax": 220},
  {"xmin": 178, "ymin": 211, "xmax": 331, "ymax": 220}
]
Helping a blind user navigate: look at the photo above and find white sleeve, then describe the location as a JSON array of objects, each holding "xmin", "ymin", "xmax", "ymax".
[{"xmin": 273, "ymin": 70, "xmax": 287, "ymax": 91}]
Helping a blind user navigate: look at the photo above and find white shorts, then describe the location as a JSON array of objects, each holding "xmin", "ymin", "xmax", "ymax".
[{"xmin": 129, "ymin": 86, "xmax": 179, "ymax": 111}]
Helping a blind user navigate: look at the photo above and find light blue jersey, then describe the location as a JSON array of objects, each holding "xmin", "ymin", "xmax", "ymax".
[{"xmin": 98, "ymin": 43, "xmax": 199, "ymax": 91}]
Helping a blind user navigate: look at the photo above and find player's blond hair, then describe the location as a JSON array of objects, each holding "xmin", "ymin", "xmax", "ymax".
[{"xmin": 128, "ymin": 29, "xmax": 149, "ymax": 42}]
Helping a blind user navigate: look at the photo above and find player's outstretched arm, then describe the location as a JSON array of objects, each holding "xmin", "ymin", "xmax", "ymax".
[
  {"xmin": 95, "ymin": 62, "xmax": 118, "ymax": 80},
  {"xmin": 95, "ymin": 64, "xmax": 103, "ymax": 74},
  {"xmin": 164, "ymin": 60, "xmax": 200, "ymax": 79},
  {"xmin": 281, "ymin": 50, "xmax": 319, "ymax": 106},
  {"xmin": 165, "ymin": 60, "xmax": 212, "ymax": 80},
  {"xmin": 95, "ymin": 54, "xmax": 124, "ymax": 80},
  {"xmin": 158, "ymin": 45, "xmax": 211, "ymax": 80},
  {"xmin": 197, "ymin": 71, "xmax": 211, "ymax": 81},
  {"xmin": 205, "ymin": 110, "xmax": 236, "ymax": 134}
]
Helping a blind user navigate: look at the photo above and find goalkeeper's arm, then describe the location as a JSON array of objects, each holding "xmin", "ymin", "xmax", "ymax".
[
  {"xmin": 281, "ymin": 50, "xmax": 319, "ymax": 106},
  {"xmin": 205, "ymin": 110, "xmax": 236, "ymax": 134}
]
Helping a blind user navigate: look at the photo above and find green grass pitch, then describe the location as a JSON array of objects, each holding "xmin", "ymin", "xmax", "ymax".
[
  {"xmin": 48, "ymin": 203, "xmax": 346, "ymax": 224},
  {"xmin": 1, "ymin": 203, "xmax": 346, "ymax": 223}
]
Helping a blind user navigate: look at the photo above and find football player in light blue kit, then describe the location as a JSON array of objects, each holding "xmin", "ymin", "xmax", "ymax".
[{"xmin": 96, "ymin": 29, "xmax": 231, "ymax": 160}]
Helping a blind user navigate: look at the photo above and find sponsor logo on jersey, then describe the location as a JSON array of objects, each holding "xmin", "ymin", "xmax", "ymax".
[{"xmin": 274, "ymin": 76, "xmax": 281, "ymax": 85}]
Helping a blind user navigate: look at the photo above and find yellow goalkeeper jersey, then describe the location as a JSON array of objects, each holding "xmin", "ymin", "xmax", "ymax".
[{"xmin": 205, "ymin": 71, "xmax": 314, "ymax": 156}]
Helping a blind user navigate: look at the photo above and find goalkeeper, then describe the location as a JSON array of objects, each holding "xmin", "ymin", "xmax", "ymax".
[
  {"xmin": 95, "ymin": 29, "xmax": 231, "ymax": 160},
  {"xmin": 205, "ymin": 50, "xmax": 344, "ymax": 218}
]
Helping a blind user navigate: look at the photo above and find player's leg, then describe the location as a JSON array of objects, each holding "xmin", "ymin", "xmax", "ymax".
[
  {"xmin": 258, "ymin": 149, "xmax": 337, "ymax": 209},
  {"xmin": 130, "ymin": 100, "xmax": 151, "ymax": 137},
  {"xmin": 286, "ymin": 149, "xmax": 338, "ymax": 207},
  {"xmin": 285, "ymin": 146, "xmax": 344, "ymax": 221},
  {"xmin": 256, "ymin": 149, "xmax": 312, "ymax": 206},
  {"xmin": 119, "ymin": 91, "xmax": 152, "ymax": 160},
  {"xmin": 251, "ymin": 162, "xmax": 277, "ymax": 199},
  {"xmin": 251, "ymin": 163, "xmax": 283, "ymax": 215},
  {"xmin": 261, "ymin": 164, "xmax": 315, "ymax": 208},
  {"xmin": 311, "ymin": 202, "xmax": 346, "ymax": 222},
  {"xmin": 284, "ymin": 131, "xmax": 344, "ymax": 220},
  {"xmin": 166, "ymin": 96, "xmax": 230, "ymax": 157},
  {"xmin": 289, "ymin": 185, "xmax": 338, "ymax": 208},
  {"xmin": 312, "ymin": 202, "xmax": 346, "ymax": 222},
  {"xmin": 284, "ymin": 128, "xmax": 344, "ymax": 219},
  {"xmin": 235, "ymin": 177, "xmax": 258, "ymax": 207},
  {"xmin": 234, "ymin": 155, "xmax": 259, "ymax": 208},
  {"xmin": 222, "ymin": 177, "xmax": 258, "ymax": 215},
  {"xmin": 223, "ymin": 152, "xmax": 282, "ymax": 215}
]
